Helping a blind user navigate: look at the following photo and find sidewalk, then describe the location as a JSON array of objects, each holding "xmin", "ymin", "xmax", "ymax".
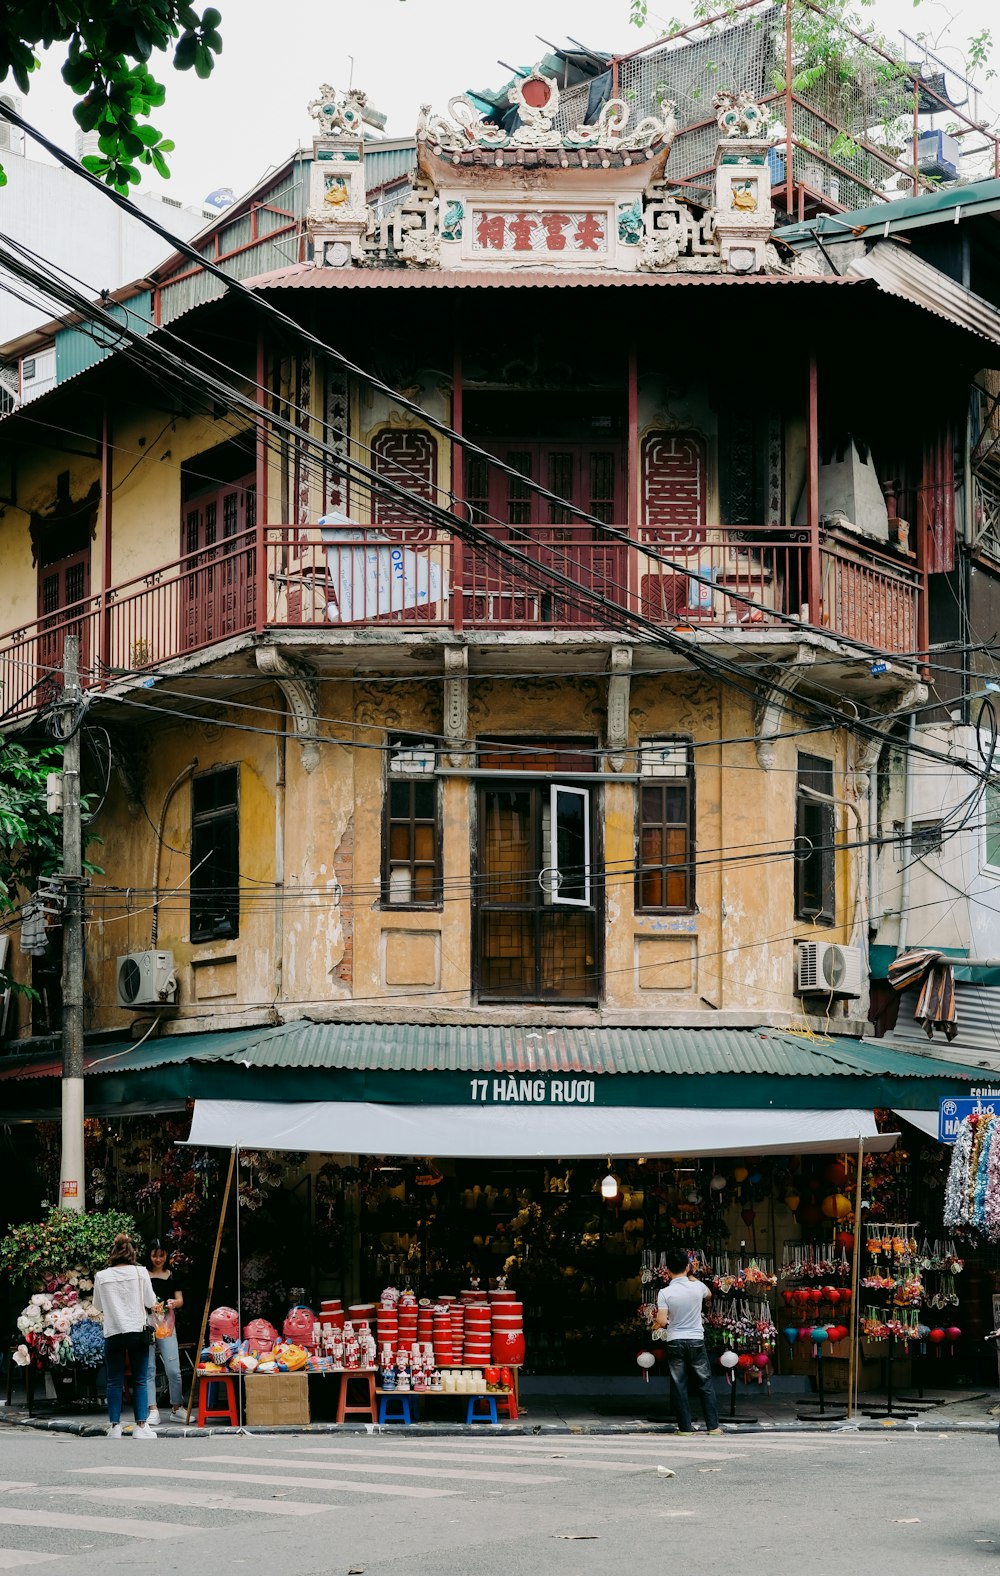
[{"xmin": 3, "ymin": 1375, "xmax": 998, "ymax": 1436}]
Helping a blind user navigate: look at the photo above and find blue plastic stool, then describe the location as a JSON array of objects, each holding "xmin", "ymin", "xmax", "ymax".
[
  {"xmin": 378, "ymin": 1393, "xmax": 417, "ymax": 1424},
  {"xmin": 466, "ymin": 1395, "xmax": 498, "ymax": 1425}
]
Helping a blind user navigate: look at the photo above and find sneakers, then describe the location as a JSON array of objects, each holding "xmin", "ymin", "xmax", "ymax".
[
  {"xmin": 133, "ymin": 1423, "xmax": 157, "ymax": 1439},
  {"xmin": 170, "ymin": 1406, "xmax": 183, "ymax": 1420},
  {"xmin": 106, "ymin": 1423, "xmax": 122, "ymax": 1438},
  {"xmin": 146, "ymin": 1408, "xmax": 160, "ymax": 1427},
  {"xmin": 707, "ymin": 1428, "xmax": 723, "ymax": 1435}
]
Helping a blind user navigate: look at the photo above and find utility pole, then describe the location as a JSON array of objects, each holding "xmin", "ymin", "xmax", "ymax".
[{"xmin": 58, "ymin": 635, "xmax": 85, "ymax": 1214}]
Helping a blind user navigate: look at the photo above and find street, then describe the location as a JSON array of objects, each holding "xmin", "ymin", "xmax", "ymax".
[{"xmin": 0, "ymin": 1428, "xmax": 996, "ymax": 1574}]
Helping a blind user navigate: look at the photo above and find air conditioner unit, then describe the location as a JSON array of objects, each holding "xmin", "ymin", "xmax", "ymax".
[
  {"xmin": 796, "ymin": 941, "xmax": 864, "ymax": 1000},
  {"xmin": 116, "ymin": 950, "xmax": 177, "ymax": 1008}
]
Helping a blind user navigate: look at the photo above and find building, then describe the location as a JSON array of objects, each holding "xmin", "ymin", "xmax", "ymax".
[{"xmin": 0, "ymin": 27, "xmax": 997, "ymax": 1370}]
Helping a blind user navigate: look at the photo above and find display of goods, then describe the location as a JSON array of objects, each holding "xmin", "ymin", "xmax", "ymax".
[
  {"xmin": 209, "ymin": 1306, "xmax": 240, "ymax": 1343},
  {"xmin": 244, "ymin": 1319, "xmax": 278, "ymax": 1352},
  {"xmin": 283, "ymin": 1305, "xmax": 318, "ymax": 1344},
  {"xmin": 321, "ymin": 1299, "xmax": 343, "ymax": 1315},
  {"xmin": 272, "ymin": 1341, "xmax": 309, "ymax": 1371},
  {"xmin": 493, "ymin": 1328, "xmax": 525, "ymax": 1365},
  {"xmin": 349, "ymin": 1303, "xmax": 376, "ymax": 1321}
]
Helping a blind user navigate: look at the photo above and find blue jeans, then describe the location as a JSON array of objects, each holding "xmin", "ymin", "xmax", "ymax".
[
  {"xmin": 147, "ymin": 1331, "xmax": 183, "ymax": 1407},
  {"xmin": 104, "ymin": 1331, "xmax": 151, "ymax": 1426},
  {"xmin": 665, "ymin": 1339, "xmax": 719, "ymax": 1432}
]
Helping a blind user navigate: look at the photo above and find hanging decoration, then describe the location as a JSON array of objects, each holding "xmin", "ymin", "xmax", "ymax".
[{"xmin": 944, "ymin": 1110, "xmax": 1000, "ymax": 1239}]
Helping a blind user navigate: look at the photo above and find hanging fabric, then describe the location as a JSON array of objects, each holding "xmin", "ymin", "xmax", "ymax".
[{"xmin": 887, "ymin": 949, "xmax": 957, "ymax": 1040}]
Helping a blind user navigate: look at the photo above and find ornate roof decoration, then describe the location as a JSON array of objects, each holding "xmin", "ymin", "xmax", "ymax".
[
  {"xmin": 308, "ymin": 84, "xmax": 386, "ymax": 137},
  {"xmin": 714, "ymin": 89, "xmax": 770, "ymax": 140},
  {"xmin": 417, "ymin": 63, "xmax": 676, "ymax": 157}
]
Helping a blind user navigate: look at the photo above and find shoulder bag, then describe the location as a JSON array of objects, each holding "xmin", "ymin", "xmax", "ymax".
[{"xmin": 136, "ymin": 1266, "xmax": 157, "ymax": 1344}]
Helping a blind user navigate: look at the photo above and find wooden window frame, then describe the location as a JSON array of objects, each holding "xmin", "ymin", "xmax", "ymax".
[
  {"xmin": 794, "ymin": 753, "xmax": 836, "ymax": 925},
  {"xmin": 381, "ymin": 739, "xmax": 441, "ymax": 909},
  {"xmin": 190, "ymin": 765, "xmax": 240, "ymax": 943},
  {"xmin": 635, "ymin": 738, "xmax": 695, "ymax": 914}
]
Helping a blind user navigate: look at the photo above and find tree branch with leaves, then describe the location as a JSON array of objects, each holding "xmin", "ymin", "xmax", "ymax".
[{"xmin": 0, "ymin": 1, "xmax": 222, "ymax": 191}]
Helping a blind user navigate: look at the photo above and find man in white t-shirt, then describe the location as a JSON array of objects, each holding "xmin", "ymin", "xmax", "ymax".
[{"xmin": 654, "ymin": 1248, "xmax": 721, "ymax": 1435}]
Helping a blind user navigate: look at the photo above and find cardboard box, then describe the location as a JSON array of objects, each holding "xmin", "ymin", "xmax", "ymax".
[{"xmin": 244, "ymin": 1373, "xmax": 310, "ymax": 1427}]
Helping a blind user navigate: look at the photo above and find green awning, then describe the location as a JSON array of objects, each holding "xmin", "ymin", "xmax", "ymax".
[{"xmin": 0, "ymin": 1021, "xmax": 979, "ymax": 1120}]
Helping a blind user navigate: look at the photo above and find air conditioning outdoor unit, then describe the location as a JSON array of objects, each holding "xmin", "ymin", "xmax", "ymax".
[
  {"xmin": 116, "ymin": 950, "xmax": 177, "ymax": 1008},
  {"xmin": 796, "ymin": 941, "xmax": 864, "ymax": 1000}
]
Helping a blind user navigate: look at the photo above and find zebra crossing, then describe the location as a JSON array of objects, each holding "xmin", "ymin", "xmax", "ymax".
[{"xmin": 0, "ymin": 1431, "xmax": 928, "ymax": 1569}]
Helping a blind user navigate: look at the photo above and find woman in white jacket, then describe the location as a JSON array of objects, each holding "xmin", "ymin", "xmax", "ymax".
[{"xmin": 92, "ymin": 1234, "xmax": 157, "ymax": 1438}]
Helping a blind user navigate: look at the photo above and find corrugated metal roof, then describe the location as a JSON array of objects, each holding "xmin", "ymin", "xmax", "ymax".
[
  {"xmin": 779, "ymin": 177, "xmax": 1000, "ymax": 246},
  {"xmin": 848, "ymin": 246, "xmax": 1000, "ymax": 346},
  {"xmin": 246, "ymin": 264, "xmax": 860, "ymax": 290},
  {"xmin": 0, "ymin": 1020, "xmax": 976, "ymax": 1081},
  {"xmin": 883, "ymin": 983, "xmax": 1000, "ymax": 1074},
  {"xmin": 365, "ymin": 145, "xmax": 418, "ymax": 191}
]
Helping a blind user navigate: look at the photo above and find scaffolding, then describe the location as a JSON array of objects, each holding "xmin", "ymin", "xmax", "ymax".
[{"xmin": 610, "ymin": 0, "xmax": 1000, "ymax": 216}]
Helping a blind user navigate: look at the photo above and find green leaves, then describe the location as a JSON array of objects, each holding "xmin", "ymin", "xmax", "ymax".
[{"xmin": 0, "ymin": 3, "xmax": 222, "ymax": 192}]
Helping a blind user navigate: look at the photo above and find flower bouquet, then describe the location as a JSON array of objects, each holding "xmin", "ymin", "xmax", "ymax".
[{"xmin": 13, "ymin": 1272, "xmax": 104, "ymax": 1371}]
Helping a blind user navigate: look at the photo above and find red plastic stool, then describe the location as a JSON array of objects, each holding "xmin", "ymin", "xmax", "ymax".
[
  {"xmin": 196, "ymin": 1373, "xmax": 238, "ymax": 1427},
  {"xmin": 495, "ymin": 1389, "xmax": 518, "ymax": 1420}
]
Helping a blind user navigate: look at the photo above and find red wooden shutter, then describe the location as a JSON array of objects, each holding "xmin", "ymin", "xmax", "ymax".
[
  {"xmin": 641, "ymin": 431, "xmax": 706, "ymax": 542},
  {"xmin": 372, "ymin": 429, "xmax": 438, "ymax": 539}
]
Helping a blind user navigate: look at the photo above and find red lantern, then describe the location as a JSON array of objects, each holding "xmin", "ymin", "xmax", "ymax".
[
  {"xmin": 945, "ymin": 1326, "xmax": 961, "ymax": 1342},
  {"xmin": 822, "ymin": 1286, "xmax": 838, "ymax": 1303},
  {"xmin": 737, "ymin": 1353, "xmax": 753, "ymax": 1369},
  {"xmin": 798, "ymin": 1327, "xmax": 813, "ymax": 1342},
  {"xmin": 825, "ymin": 1161, "xmax": 848, "ymax": 1186},
  {"xmin": 782, "ymin": 1290, "xmax": 795, "ymax": 1306},
  {"xmin": 794, "ymin": 1288, "xmax": 811, "ymax": 1305},
  {"xmin": 809, "ymin": 1288, "xmax": 823, "ymax": 1304},
  {"xmin": 929, "ymin": 1328, "xmax": 945, "ymax": 1344},
  {"xmin": 836, "ymin": 1231, "xmax": 855, "ymax": 1251},
  {"xmin": 838, "ymin": 1289, "xmax": 851, "ymax": 1304}
]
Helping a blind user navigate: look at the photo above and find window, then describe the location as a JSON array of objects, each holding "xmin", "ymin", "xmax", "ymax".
[
  {"xmin": 191, "ymin": 767, "xmax": 240, "ymax": 941},
  {"xmin": 476, "ymin": 738, "xmax": 599, "ymax": 1003},
  {"xmin": 894, "ymin": 818, "xmax": 944, "ymax": 861},
  {"xmin": 794, "ymin": 754, "xmax": 835, "ymax": 924},
  {"xmin": 382, "ymin": 741, "xmax": 440, "ymax": 906},
  {"xmin": 986, "ymin": 784, "xmax": 1000, "ymax": 871},
  {"xmin": 22, "ymin": 358, "xmax": 36, "ymax": 381},
  {"xmin": 636, "ymin": 740, "xmax": 695, "ymax": 912}
]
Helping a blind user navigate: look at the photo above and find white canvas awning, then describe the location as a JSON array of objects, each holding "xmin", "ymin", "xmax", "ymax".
[
  {"xmin": 185, "ymin": 1100, "xmax": 897, "ymax": 1158},
  {"xmin": 891, "ymin": 1108, "xmax": 940, "ymax": 1140}
]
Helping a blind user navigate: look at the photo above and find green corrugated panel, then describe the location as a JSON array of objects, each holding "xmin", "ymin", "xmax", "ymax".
[
  {"xmin": 780, "ymin": 176, "xmax": 1000, "ymax": 246},
  {"xmin": 55, "ymin": 291, "xmax": 151, "ymax": 383},
  {"xmin": 83, "ymin": 1020, "xmax": 973, "ymax": 1079},
  {"xmin": 365, "ymin": 144, "xmax": 417, "ymax": 192}
]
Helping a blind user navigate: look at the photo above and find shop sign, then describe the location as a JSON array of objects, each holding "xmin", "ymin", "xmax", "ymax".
[
  {"xmin": 469, "ymin": 1076, "xmax": 596, "ymax": 1105},
  {"xmin": 60, "ymin": 1180, "xmax": 78, "ymax": 1199},
  {"xmin": 938, "ymin": 1092, "xmax": 1000, "ymax": 1143},
  {"xmin": 470, "ymin": 209, "xmax": 609, "ymax": 256}
]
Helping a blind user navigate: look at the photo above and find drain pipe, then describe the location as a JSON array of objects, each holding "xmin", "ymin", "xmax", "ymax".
[
  {"xmin": 868, "ymin": 750, "xmax": 882, "ymax": 935},
  {"xmin": 151, "ymin": 760, "xmax": 198, "ymax": 947},
  {"xmin": 894, "ymin": 711, "xmax": 917, "ymax": 958}
]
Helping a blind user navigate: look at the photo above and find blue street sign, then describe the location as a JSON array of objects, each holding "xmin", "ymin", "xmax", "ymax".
[{"xmin": 939, "ymin": 1092, "xmax": 1000, "ymax": 1143}]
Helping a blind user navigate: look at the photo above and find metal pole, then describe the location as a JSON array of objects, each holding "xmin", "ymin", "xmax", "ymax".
[
  {"xmin": 846, "ymin": 1135, "xmax": 864, "ymax": 1418},
  {"xmin": 785, "ymin": 0, "xmax": 794, "ymax": 214},
  {"xmin": 58, "ymin": 635, "xmax": 85, "ymax": 1214},
  {"xmin": 807, "ymin": 354, "xmax": 821, "ymax": 627}
]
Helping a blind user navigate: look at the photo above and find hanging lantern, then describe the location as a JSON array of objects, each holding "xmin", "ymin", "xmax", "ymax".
[
  {"xmin": 798, "ymin": 1326, "xmax": 813, "ymax": 1343},
  {"xmin": 836, "ymin": 1230, "xmax": 855, "ymax": 1252},
  {"xmin": 929, "ymin": 1328, "xmax": 946, "ymax": 1355},
  {"xmin": 637, "ymin": 1351, "xmax": 655, "ymax": 1383},
  {"xmin": 741, "ymin": 1207, "xmax": 756, "ymax": 1226},
  {"xmin": 782, "ymin": 1289, "xmax": 796, "ymax": 1306},
  {"xmin": 825, "ymin": 1161, "xmax": 848, "ymax": 1186},
  {"xmin": 783, "ymin": 1327, "xmax": 799, "ymax": 1352},
  {"xmin": 838, "ymin": 1288, "xmax": 851, "ymax": 1304},
  {"xmin": 821, "ymin": 1194, "xmax": 852, "ymax": 1220},
  {"xmin": 709, "ymin": 1174, "xmax": 727, "ymax": 1192},
  {"xmin": 945, "ymin": 1325, "xmax": 961, "ymax": 1355},
  {"xmin": 733, "ymin": 1167, "xmax": 749, "ymax": 1184},
  {"xmin": 601, "ymin": 1170, "xmax": 619, "ymax": 1201},
  {"xmin": 822, "ymin": 1286, "xmax": 839, "ymax": 1303},
  {"xmin": 784, "ymin": 1193, "xmax": 801, "ymax": 1212},
  {"xmin": 809, "ymin": 1288, "xmax": 823, "ymax": 1304},
  {"xmin": 748, "ymin": 1171, "xmax": 763, "ymax": 1186},
  {"xmin": 794, "ymin": 1288, "xmax": 811, "ymax": 1305},
  {"xmin": 810, "ymin": 1326, "xmax": 829, "ymax": 1348},
  {"xmin": 719, "ymin": 1349, "xmax": 740, "ymax": 1370},
  {"xmin": 752, "ymin": 1352, "xmax": 770, "ymax": 1369}
]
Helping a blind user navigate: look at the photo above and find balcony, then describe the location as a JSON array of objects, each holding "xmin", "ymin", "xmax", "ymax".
[{"xmin": 0, "ymin": 524, "xmax": 920, "ymax": 719}]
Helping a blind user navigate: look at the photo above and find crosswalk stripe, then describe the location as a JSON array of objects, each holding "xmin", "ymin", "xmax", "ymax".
[
  {"xmin": 72, "ymin": 1466, "xmax": 456, "ymax": 1500},
  {"xmin": 287, "ymin": 1445, "xmax": 740, "ymax": 1471},
  {"xmin": 0, "ymin": 1555, "xmax": 64, "ymax": 1570},
  {"xmin": 31, "ymin": 1487, "xmax": 332, "ymax": 1518},
  {"xmin": 0, "ymin": 1510, "xmax": 191, "ymax": 1541},
  {"xmin": 189, "ymin": 1453, "xmax": 568, "ymax": 1486}
]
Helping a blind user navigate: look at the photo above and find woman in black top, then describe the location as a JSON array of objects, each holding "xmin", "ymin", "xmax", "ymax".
[{"xmin": 145, "ymin": 1239, "xmax": 184, "ymax": 1423}]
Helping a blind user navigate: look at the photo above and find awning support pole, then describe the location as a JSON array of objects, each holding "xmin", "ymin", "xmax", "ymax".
[
  {"xmin": 846, "ymin": 1135, "xmax": 864, "ymax": 1419},
  {"xmin": 184, "ymin": 1146, "xmax": 236, "ymax": 1427}
]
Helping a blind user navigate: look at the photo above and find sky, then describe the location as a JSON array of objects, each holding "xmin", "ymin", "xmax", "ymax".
[{"xmin": 3, "ymin": 0, "xmax": 1000, "ymax": 209}]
